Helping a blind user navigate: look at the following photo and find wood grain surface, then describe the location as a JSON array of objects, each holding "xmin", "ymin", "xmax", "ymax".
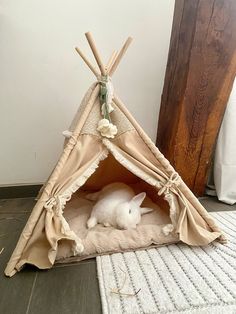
[{"xmin": 156, "ymin": 0, "xmax": 236, "ymax": 195}]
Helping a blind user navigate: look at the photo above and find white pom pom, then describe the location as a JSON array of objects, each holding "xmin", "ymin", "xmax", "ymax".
[{"xmin": 162, "ymin": 224, "xmax": 174, "ymax": 236}]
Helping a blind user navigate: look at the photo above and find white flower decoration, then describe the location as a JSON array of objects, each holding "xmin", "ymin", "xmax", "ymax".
[
  {"xmin": 97, "ymin": 118, "xmax": 117, "ymax": 138},
  {"xmin": 101, "ymin": 103, "xmax": 114, "ymax": 116}
]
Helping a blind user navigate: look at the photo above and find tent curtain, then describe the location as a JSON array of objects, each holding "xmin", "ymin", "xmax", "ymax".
[
  {"xmin": 214, "ymin": 79, "xmax": 236, "ymax": 205},
  {"xmin": 103, "ymin": 131, "xmax": 223, "ymax": 245}
]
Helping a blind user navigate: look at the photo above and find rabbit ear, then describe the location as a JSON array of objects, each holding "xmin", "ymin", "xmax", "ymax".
[
  {"xmin": 131, "ymin": 192, "xmax": 146, "ymax": 207},
  {"xmin": 140, "ymin": 207, "xmax": 153, "ymax": 215}
]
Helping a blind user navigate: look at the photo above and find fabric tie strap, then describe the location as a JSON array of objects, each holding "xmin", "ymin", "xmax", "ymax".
[
  {"xmin": 158, "ymin": 172, "xmax": 181, "ymax": 196},
  {"xmin": 44, "ymin": 196, "xmax": 57, "ymax": 211},
  {"xmin": 44, "ymin": 195, "xmax": 63, "ymax": 216},
  {"xmin": 62, "ymin": 130, "xmax": 72, "ymax": 138},
  {"xmin": 62, "ymin": 131, "xmax": 78, "ymax": 146}
]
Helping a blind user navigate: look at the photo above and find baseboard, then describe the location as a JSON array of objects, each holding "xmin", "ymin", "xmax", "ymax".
[{"xmin": 0, "ymin": 184, "xmax": 43, "ymax": 199}]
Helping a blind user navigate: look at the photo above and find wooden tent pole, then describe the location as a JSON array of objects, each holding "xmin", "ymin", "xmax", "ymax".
[
  {"xmin": 109, "ymin": 37, "xmax": 133, "ymax": 76},
  {"xmin": 105, "ymin": 51, "xmax": 118, "ymax": 74},
  {"xmin": 85, "ymin": 32, "xmax": 106, "ymax": 76},
  {"xmin": 75, "ymin": 47, "xmax": 100, "ymax": 77},
  {"xmin": 75, "ymin": 48, "xmax": 118, "ymax": 78},
  {"xmin": 75, "ymin": 33, "xmax": 132, "ymax": 78}
]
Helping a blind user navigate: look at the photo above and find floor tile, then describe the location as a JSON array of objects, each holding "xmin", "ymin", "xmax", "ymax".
[
  {"xmin": 0, "ymin": 211, "xmax": 31, "ymax": 275},
  {"xmin": 0, "ymin": 212, "xmax": 30, "ymax": 240},
  {"xmin": 28, "ymin": 261, "xmax": 102, "ymax": 314},
  {"xmin": 54, "ymin": 258, "xmax": 96, "ymax": 268},
  {"xmin": 0, "ymin": 211, "xmax": 36, "ymax": 314},
  {"xmin": 0, "ymin": 198, "xmax": 36, "ymax": 214},
  {"xmin": 0, "ymin": 267, "xmax": 37, "ymax": 314},
  {"xmin": 199, "ymin": 196, "xmax": 236, "ymax": 212}
]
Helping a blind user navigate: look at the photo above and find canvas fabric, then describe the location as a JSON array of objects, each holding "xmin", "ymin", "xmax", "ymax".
[{"xmin": 5, "ymin": 82, "xmax": 226, "ymax": 277}]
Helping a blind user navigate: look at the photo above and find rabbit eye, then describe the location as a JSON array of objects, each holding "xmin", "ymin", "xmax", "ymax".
[{"xmin": 129, "ymin": 209, "xmax": 131, "ymax": 214}]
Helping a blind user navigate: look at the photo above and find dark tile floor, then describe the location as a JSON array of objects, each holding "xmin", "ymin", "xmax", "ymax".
[{"xmin": 0, "ymin": 196, "xmax": 235, "ymax": 314}]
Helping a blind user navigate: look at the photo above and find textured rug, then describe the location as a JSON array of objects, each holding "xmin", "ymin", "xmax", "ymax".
[{"xmin": 96, "ymin": 211, "xmax": 236, "ymax": 314}]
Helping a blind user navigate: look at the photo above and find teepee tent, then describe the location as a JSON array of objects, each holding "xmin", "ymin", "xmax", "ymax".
[{"xmin": 5, "ymin": 33, "xmax": 225, "ymax": 277}]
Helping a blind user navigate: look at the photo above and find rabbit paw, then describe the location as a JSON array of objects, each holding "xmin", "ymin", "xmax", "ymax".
[{"xmin": 87, "ymin": 217, "xmax": 97, "ymax": 229}]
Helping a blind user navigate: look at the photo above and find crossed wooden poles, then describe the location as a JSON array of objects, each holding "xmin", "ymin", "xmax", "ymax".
[{"xmin": 75, "ymin": 32, "xmax": 132, "ymax": 78}]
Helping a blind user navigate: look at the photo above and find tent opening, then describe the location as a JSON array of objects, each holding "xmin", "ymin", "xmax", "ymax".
[{"xmin": 56, "ymin": 154, "xmax": 178, "ymax": 263}]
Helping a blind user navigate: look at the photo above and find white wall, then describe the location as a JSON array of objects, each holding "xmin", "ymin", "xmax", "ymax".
[{"xmin": 0, "ymin": 0, "xmax": 174, "ymax": 185}]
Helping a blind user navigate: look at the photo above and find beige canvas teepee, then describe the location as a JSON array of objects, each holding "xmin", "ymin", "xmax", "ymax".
[{"xmin": 5, "ymin": 33, "xmax": 226, "ymax": 277}]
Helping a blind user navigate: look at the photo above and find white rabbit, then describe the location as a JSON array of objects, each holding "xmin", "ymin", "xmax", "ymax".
[{"xmin": 86, "ymin": 182, "xmax": 153, "ymax": 230}]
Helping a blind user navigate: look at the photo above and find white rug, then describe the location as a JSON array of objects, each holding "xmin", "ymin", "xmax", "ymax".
[{"xmin": 96, "ymin": 211, "xmax": 236, "ymax": 314}]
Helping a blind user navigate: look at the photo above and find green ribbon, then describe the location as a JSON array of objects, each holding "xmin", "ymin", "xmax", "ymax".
[{"xmin": 99, "ymin": 75, "xmax": 111, "ymax": 122}]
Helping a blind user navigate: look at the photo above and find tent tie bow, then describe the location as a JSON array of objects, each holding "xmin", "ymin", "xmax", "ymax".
[
  {"xmin": 44, "ymin": 196, "xmax": 63, "ymax": 216},
  {"xmin": 158, "ymin": 172, "xmax": 181, "ymax": 196}
]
